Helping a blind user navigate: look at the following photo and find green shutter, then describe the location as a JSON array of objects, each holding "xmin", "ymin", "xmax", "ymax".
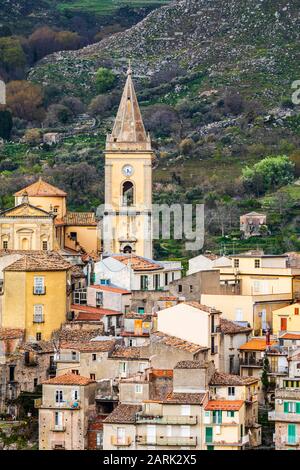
[
  {"xmin": 288, "ymin": 424, "xmax": 296, "ymax": 445},
  {"xmin": 284, "ymin": 402, "xmax": 289, "ymax": 413},
  {"xmin": 206, "ymin": 427, "xmax": 213, "ymax": 444},
  {"xmin": 296, "ymin": 403, "xmax": 300, "ymax": 414}
]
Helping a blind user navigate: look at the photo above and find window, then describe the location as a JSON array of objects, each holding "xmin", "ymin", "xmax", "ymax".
[
  {"xmin": 73, "ymin": 289, "xmax": 87, "ymax": 305},
  {"xmin": 92, "ymin": 354, "xmax": 97, "ymax": 361},
  {"xmin": 189, "ymin": 285, "xmax": 193, "ymax": 293},
  {"xmin": 139, "ymin": 363, "xmax": 147, "ymax": 373},
  {"xmin": 213, "ymin": 410, "xmax": 222, "ymax": 424},
  {"xmin": 119, "ymin": 362, "xmax": 127, "ymax": 376},
  {"xmin": 34, "ymin": 378, "xmax": 38, "ymax": 388},
  {"xmin": 137, "ymin": 307, "xmax": 145, "ymax": 314},
  {"xmin": 42, "ymin": 241, "xmax": 48, "ymax": 251},
  {"xmin": 205, "ymin": 427, "xmax": 213, "ymax": 444},
  {"xmin": 9, "ymin": 366, "xmax": 15, "ymax": 382},
  {"xmin": 165, "ymin": 273, "xmax": 168, "ymax": 286},
  {"xmin": 154, "ymin": 274, "xmax": 160, "ymax": 290},
  {"xmin": 36, "ymin": 332, "xmax": 42, "ymax": 341},
  {"xmin": 178, "ymin": 284, "xmax": 182, "ymax": 293},
  {"xmin": 135, "ymin": 384, "xmax": 143, "ymax": 394},
  {"xmin": 288, "ymin": 424, "xmax": 297, "ymax": 445},
  {"xmin": 284, "ymin": 402, "xmax": 300, "ymax": 414},
  {"xmin": 53, "ymin": 206, "xmax": 59, "ymax": 214},
  {"xmin": 253, "ymin": 281, "xmax": 260, "ymax": 293},
  {"xmin": 122, "ymin": 181, "xmax": 134, "ymax": 206},
  {"xmin": 55, "ymin": 411, "xmax": 63, "ymax": 429},
  {"xmin": 129, "ymin": 339, "xmax": 137, "ymax": 347},
  {"xmin": 96, "ymin": 432, "xmax": 103, "ymax": 449},
  {"xmin": 295, "ymin": 308, "xmax": 299, "ymax": 316},
  {"xmin": 2, "ymin": 240, "xmax": 8, "ymax": 250},
  {"xmin": 228, "ymin": 387, "xmax": 235, "ymax": 397},
  {"xmin": 33, "ymin": 305, "xmax": 44, "ymax": 323},
  {"xmin": 254, "ymin": 259, "xmax": 260, "ymax": 268},
  {"xmin": 181, "ymin": 405, "xmax": 191, "ymax": 416},
  {"xmin": 117, "ymin": 427, "xmax": 126, "ymax": 445},
  {"xmin": 55, "ymin": 390, "xmax": 64, "ymax": 403},
  {"xmin": 235, "ymin": 309, "xmax": 243, "ymax": 322},
  {"xmin": 96, "ymin": 291, "xmax": 103, "ymax": 307},
  {"xmin": 70, "ymin": 232, "xmax": 77, "ymax": 241},
  {"xmin": 71, "ymin": 351, "xmax": 77, "ymax": 361},
  {"xmin": 90, "ymin": 374, "xmax": 95, "ymax": 380},
  {"xmin": 140, "ymin": 276, "xmax": 148, "ymax": 291},
  {"xmin": 72, "ymin": 389, "xmax": 79, "ymax": 401},
  {"xmin": 227, "ymin": 411, "xmax": 235, "ymax": 418},
  {"xmin": 34, "ymin": 276, "xmax": 45, "ymax": 295},
  {"xmin": 71, "ymin": 370, "xmax": 79, "ymax": 375},
  {"xmin": 234, "ymin": 259, "xmax": 239, "ymax": 268}
]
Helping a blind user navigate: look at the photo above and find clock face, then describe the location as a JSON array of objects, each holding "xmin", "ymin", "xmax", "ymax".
[{"xmin": 122, "ymin": 165, "xmax": 134, "ymax": 177}]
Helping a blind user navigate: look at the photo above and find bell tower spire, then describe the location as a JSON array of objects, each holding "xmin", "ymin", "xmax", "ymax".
[{"xmin": 106, "ymin": 65, "xmax": 151, "ymax": 151}]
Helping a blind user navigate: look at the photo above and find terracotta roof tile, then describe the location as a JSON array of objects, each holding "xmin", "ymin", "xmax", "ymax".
[
  {"xmin": 58, "ymin": 328, "xmax": 104, "ymax": 343},
  {"xmin": 152, "ymin": 331, "xmax": 208, "ymax": 354},
  {"xmin": 219, "ymin": 318, "xmax": 252, "ymax": 335},
  {"xmin": 205, "ymin": 400, "xmax": 244, "ymax": 411},
  {"xmin": 239, "ymin": 338, "xmax": 276, "ymax": 351},
  {"xmin": 112, "ymin": 254, "xmax": 163, "ymax": 271},
  {"xmin": 60, "ymin": 340, "xmax": 115, "ymax": 353},
  {"xmin": 0, "ymin": 328, "xmax": 24, "ymax": 340},
  {"xmin": 184, "ymin": 302, "xmax": 222, "ymax": 314},
  {"xmin": 71, "ymin": 305, "xmax": 123, "ymax": 317},
  {"xmin": 43, "ymin": 372, "xmax": 95, "ymax": 386},
  {"xmin": 110, "ymin": 346, "xmax": 149, "ymax": 360},
  {"xmin": 103, "ymin": 404, "xmax": 142, "ymax": 424},
  {"xmin": 4, "ymin": 252, "xmax": 71, "ymax": 272},
  {"xmin": 280, "ymin": 333, "xmax": 300, "ymax": 340},
  {"xmin": 163, "ymin": 392, "xmax": 207, "ymax": 405},
  {"xmin": 14, "ymin": 178, "xmax": 66, "ymax": 197},
  {"xmin": 210, "ymin": 371, "xmax": 258, "ymax": 386},
  {"xmin": 174, "ymin": 361, "xmax": 205, "ymax": 369}
]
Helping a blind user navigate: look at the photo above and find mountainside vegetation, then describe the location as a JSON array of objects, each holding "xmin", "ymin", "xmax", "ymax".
[{"xmin": 1, "ymin": 0, "xmax": 300, "ymax": 258}]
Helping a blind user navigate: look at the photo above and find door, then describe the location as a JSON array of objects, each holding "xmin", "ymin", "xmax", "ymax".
[
  {"xmin": 147, "ymin": 425, "xmax": 156, "ymax": 445},
  {"xmin": 205, "ymin": 427, "xmax": 213, "ymax": 444},
  {"xmin": 281, "ymin": 317, "xmax": 287, "ymax": 331}
]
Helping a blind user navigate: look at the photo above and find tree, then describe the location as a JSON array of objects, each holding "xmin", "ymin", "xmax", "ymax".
[
  {"xmin": 44, "ymin": 104, "xmax": 73, "ymax": 127},
  {"xmin": 142, "ymin": 104, "xmax": 181, "ymax": 138},
  {"xmin": 88, "ymin": 94, "xmax": 113, "ymax": 116},
  {"xmin": 28, "ymin": 27, "xmax": 57, "ymax": 61},
  {"xmin": 6, "ymin": 80, "xmax": 44, "ymax": 122},
  {"xmin": 0, "ymin": 37, "xmax": 26, "ymax": 77},
  {"xmin": 242, "ymin": 155, "xmax": 295, "ymax": 195},
  {"xmin": 23, "ymin": 128, "xmax": 41, "ymax": 145},
  {"xmin": 0, "ymin": 109, "xmax": 13, "ymax": 140},
  {"xmin": 55, "ymin": 31, "xmax": 81, "ymax": 51},
  {"xmin": 261, "ymin": 355, "xmax": 270, "ymax": 402},
  {"xmin": 95, "ymin": 67, "xmax": 116, "ymax": 94}
]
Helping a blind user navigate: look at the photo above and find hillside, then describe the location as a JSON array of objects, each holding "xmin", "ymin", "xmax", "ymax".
[{"xmin": 2, "ymin": 0, "xmax": 300, "ymax": 257}]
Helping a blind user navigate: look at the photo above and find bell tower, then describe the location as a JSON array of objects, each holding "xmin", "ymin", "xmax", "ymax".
[{"xmin": 103, "ymin": 66, "xmax": 153, "ymax": 258}]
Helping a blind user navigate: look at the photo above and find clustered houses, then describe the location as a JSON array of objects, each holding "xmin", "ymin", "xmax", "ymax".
[{"xmin": 1, "ymin": 67, "xmax": 300, "ymax": 453}]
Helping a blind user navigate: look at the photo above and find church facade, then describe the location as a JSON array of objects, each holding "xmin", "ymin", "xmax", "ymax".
[{"xmin": 0, "ymin": 67, "xmax": 154, "ymax": 259}]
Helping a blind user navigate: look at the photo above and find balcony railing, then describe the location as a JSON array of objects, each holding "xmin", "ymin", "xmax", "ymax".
[
  {"xmin": 135, "ymin": 414, "xmax": 197, "ymax": 425},
  {"xmin": 275, "ymin": 389, "xmax": 300, "ymax": 400},
  {"xmin": 136, "ymin": 435, "xmax": 197, "ymax": 446},
  {"xmin": 51, "ymin": 425, "xmax": 66, "ymax": 432},
  {"xmin": 111, "ymin": 436, "xmax": 132, "ymax": 447},
  {"xmin": 268, "ymin": 411, "xmax": 300, "ymax": 423},
  {"xmin": 36, "ymin": 400, "xmax": 81, "ymax": 410},
  {"xmin": 33, "ymin": 287, "xmax": 46, "ymax": 295},
  {"xmin": 33, "ymin": 315, "xmax": 44, "ymax": 324},
  {"xmin": 240, "ymin": 358, "xmax": 263, "ymax": 367}
]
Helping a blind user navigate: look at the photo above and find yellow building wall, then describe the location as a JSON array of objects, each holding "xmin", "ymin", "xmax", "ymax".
[
  {"xmin": 273, "ymin": 303, "xmax": 300, "ymax": 335},
  {"xmin": 16, "ymin": 195, "xmax": 67, "ymax": 219},
  {"xmin": 65, "ymin": 225, "xmax": 99, "ymax": 253},
  {"xmin": 2, "ymin": 270, "xmax": 68, "ymax": 341}
]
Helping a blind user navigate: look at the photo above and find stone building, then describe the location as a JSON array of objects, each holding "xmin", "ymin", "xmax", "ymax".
[
  {"xmin": 240, "ymin": 212, "xmax": 267, "ymax": 239},
  {"xmin": 37, "ymin": 373, "xmax": 96, "ymax": 450}
]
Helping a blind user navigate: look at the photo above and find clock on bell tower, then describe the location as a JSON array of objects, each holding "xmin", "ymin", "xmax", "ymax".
[{"xmin": 103, "ymin": 65, "xmax": 153, "ymax": 258}]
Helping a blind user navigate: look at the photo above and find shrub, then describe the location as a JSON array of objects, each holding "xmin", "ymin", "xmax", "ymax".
[{"xmin": 95, "ymin": 67, "xmax": 116, "ymax": 94}]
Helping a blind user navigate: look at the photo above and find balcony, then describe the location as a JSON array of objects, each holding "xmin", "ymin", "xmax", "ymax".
[
  {"xmin": 55, "ymin": 353, "xmax": 80, "ymax": 363},
  {"xmin": 135, "ymin": 414, "xmax": 197, "ymax": 425},
  {"xmin": 111, "ymin": 436, "xmax": 132, "ymax": 447},
  {"xmin": 33, "ymin": 287, "xmax": 46, "ymax": 295},
  {"xmin": 51, "ymin": 425, "xmax": 66, "ymax": 432},
  {"xmin": 209, "ymin": 435, "xmax": 249, "ymax": 447},
  {"xmin": 240, "ymin": 358, "xmax": 263, "ymax": 367},
  {"xmin": 276, "ymin": 389, "xmax": 300, "ymax": 400},
  {"xmin": 136, "ymin": 435, "xmax": 197, "ymax": 446},
  {"xmin": 36, "ymin": 400, "xmax": 81, "ymax": 410},
  {"xmin": 268, "ymin": 411, "xmax": 300, "ymax": 423},
  {"xmin": 33, "ymin": 315, "xmax": 44, "ymax": 324}
]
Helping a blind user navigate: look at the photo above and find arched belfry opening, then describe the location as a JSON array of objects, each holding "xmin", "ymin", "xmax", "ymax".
[
  {"xmin": 123, "ymin": 245, "xmax": 132, "ymax": 254},
  {"xmin": 122, "ymin": 181, "xmax": 134, "ymax": 206}
]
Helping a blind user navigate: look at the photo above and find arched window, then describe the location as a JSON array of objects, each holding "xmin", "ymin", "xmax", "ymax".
[
  {"xmin": 22, "ymin": 238, "xmax": 29, "ymax": 250},
  {"xmin": 122, "ymin": 181, "xmax": 134, "ymax": 206},
  {"xmin": 123, "ymin": 245, "xmax": 132, "ymax": 254}
]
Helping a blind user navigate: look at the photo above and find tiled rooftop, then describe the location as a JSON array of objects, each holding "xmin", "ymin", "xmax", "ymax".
[
  {"xmin": 43, "ymin": 372, "xmax": 95, "ymax": 386},
  {"xmin": 63, "ymin": 212, "xmax": 97, "ymax": 226},
  {"xmin": 112, "ymin": 254, "xmax": 163, "ymax": 271},
  {"xmin": 184, "ymin": 302, "xmax": 222, "ymax": 314},
  {"xmin": 90, "ymin": 285, "xmax": 131, "ymax": 295},
  {"xmin": 14, "ymin": 178, "xmax": 67, "ymax": 197},
  {"xmin": 0, "ymin": 328, "xmax": 24, "ymax": 340},
  {"xmin": 219, "ymin": 318, "xmax": 252, "ymax": 335},
  {"xmin": 152, "ymin": 331, "xmax": 207, "ymax": 354},
  {"xmin": 60, "ymin": 340, "xmax": 115, "ymax": 353},
  {"xmin": 4, "ymin": 252, "xmax": 71, "ymax": 272},
  {"xmin": 110, "ymin": 346, "xmax": 149, "ymax": 360},
  {"xmin": 174, "ymin": 361, "xmax": 205, "ymax": 369},
  {"xmin": 210, "ymin": 371, "xmax": 258, "ymax": 386},
  {"xmin": 239, "ymin": 338, "xmax": 276, "ymax": 351},
  {"xmin": 205, "ymin": 400, "xmax": 244, "ymax": 411},
  {"xmin": 103, "ymin": 404, "xmax": 142, "ymax": 424},
  {"xmin": 163, "ymin": 392, "xmax": 207, "ymax": 405}
]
